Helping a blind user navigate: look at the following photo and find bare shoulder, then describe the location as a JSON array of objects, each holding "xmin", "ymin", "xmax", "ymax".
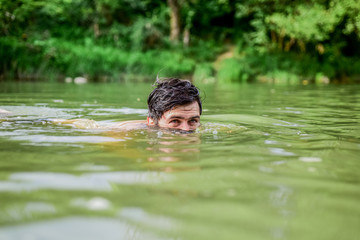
[
  {"xmin": 52, "ymin": 118, "xmax": 148, "ymax": 131},
  {"xmin": 0, "ymin": 109, "xmax": 11, "ymax": 116},
  {"xmin": 109, "ymin": 120, "xmax": 148, "ymax": 130},
  {"xmin": 52, "ymin": 118, "xmax": 100, "ymax": 129}
]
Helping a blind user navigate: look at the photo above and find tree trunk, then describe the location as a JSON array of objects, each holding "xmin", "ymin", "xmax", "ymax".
[
  {"xmin": 93, "ymin": 21, "xmax": 100, "ymax": 38},
  {"xmin": 284, "ymin": 38, "xmax": 295, "ymax": 52},
  {"xmin": 183, "ymin": 28, "xmax": 190, "ymax": 47},
  {"xmin": 167, "ymin": 0, "xmax": 181, "ymax": 43}
]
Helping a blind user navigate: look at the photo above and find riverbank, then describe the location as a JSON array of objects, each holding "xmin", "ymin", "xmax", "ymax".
[
  {"xmin": 0, "ymin": 37, "xmax": 197, "ymax": 82},
  {"xmin": 1, "ymin": 37, "xmax": 360, "ymax": 84}
]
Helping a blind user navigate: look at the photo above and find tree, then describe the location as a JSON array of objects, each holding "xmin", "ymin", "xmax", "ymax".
[{"xmin": 167, "ymin": 0, "xmax": 181, "ymax": 43}]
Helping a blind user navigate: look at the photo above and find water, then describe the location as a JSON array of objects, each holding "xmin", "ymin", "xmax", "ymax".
[{"xmin": 0, "ymin": 82, "xmax": 359, "ymax": 240}]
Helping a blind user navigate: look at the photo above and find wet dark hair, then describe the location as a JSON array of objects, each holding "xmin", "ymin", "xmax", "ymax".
[{"xmin": 147, "ymin": 78, "xmax": 202, "ymax": 124}]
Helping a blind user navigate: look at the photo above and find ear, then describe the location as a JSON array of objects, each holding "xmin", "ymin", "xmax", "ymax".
[{"xmin": 147, "ymin": 117, "xmax": 155, "ymax": 126}]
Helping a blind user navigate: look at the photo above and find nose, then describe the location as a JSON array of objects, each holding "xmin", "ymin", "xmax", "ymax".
[{"xmin": 179, "ymin": 122, "xmax": 191, "ymax": 131}]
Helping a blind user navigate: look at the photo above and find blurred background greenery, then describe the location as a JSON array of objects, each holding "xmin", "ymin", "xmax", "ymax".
[{"xmin": 1, "ymin": 0, "xmax": 360, "ymax": 84}]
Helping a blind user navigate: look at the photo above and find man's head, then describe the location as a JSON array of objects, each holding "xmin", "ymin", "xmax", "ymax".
[{"xmin": 147, "ymin": 78, "xmax": 202, "ymax": 131}]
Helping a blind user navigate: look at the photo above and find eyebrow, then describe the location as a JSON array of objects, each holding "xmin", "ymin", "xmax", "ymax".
[{"xmin": 168, "ymin": 115, "xmax": 200, "ymax": 120}]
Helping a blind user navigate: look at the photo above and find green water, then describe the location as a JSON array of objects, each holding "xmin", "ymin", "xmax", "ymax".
[{"xmin": 0, "ymin": 82, "xmax": 359, "ymax": 240}]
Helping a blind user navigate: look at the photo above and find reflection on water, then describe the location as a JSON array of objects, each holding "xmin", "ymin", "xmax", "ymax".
[
  {"xmin": 0, "ymin": 83, "xmax": 360, "ymax": 240},
  {"xmin": 0, "ymin": 217, "xmax": 164, "ymax": 240},
  {"xmin": 118, "ymin": 207, "xmax": 176, "ymax": 231},
  {"xmin": 0, "ymin": 171, "xmax": 169, "ymax": 192}
]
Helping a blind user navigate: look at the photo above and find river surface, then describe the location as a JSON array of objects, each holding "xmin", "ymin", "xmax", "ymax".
[{"xmin": 0, "ymin": 82, "xmax": 359, "ymax": 240}]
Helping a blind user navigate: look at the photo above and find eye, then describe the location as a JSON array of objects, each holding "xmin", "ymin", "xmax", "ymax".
[
  {"xmin": 169, "ymin": 119, "xmax": 180, "ymax": 125},
  {"xmin": 189, "ymin": 119, "xmax": 199, "ymax": 125}
]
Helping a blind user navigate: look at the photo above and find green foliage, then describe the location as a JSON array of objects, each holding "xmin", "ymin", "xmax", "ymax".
[
  {"xmin": 266, "ymin": 4, "xmax": 340, "ymax": 42},
  {"xmin": 232, "ymin": 0, "xmax": 360, "ymax": 60},
  {"xmin": 0, "ymin": 37, "xmax": 196, "ymax": 81},
  {"xmin": 217, "ymin": 58, "xmax": 250, "ymax": 84},
  {"xmin": 193, "ymin": 63, "xmax": 215, "ymax": 83},
  {"xmin": 1, "ymin": 0, "xmax": 360, "ymax": 83}
]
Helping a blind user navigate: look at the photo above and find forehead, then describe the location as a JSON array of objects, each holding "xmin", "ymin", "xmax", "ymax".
[{"xmin": 162, "ymin": 102, "xmax": 200, "ymax": 118}]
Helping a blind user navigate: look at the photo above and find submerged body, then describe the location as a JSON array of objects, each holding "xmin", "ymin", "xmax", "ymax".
[
  {"xmin": 3, "ymin": 78, "xmax": 203, "ymax": 132},
  {"xmin": 53, "ymin": 119, "xmax": 147, "ymax": 131},
  {"xmin": 54, "ymin": 101, "xmax": 201, "ymax": 132}
]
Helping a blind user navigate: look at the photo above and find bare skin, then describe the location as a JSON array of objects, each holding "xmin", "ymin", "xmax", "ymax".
[
  {"xmin": 147, "ymin": 101, "xmax": 201, "ymax": 131},
  {"xmin": 53, "ymin": 101, "xmax": 201, "ymax": 131}
]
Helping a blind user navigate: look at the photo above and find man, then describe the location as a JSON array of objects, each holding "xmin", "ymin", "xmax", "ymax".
[
  {"xmin": 146, "ymin": 77, "xmax": 202, "ymax": 131},
  {"xmin": 54, "ymin": 78, "xmax": 202, "ymax": 132}
]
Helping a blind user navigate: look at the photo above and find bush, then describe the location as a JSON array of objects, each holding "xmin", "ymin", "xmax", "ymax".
[
  {"xmin": 217, "ymin": 58, "xmax": 252, "ymax": 84},
  {"xmin": 0, "ymin": 37, "xmax": 197, "ymax": 81},
  {"xmin": 193, "ymin": 63, "xmax": 215, "ymax": 83}
]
